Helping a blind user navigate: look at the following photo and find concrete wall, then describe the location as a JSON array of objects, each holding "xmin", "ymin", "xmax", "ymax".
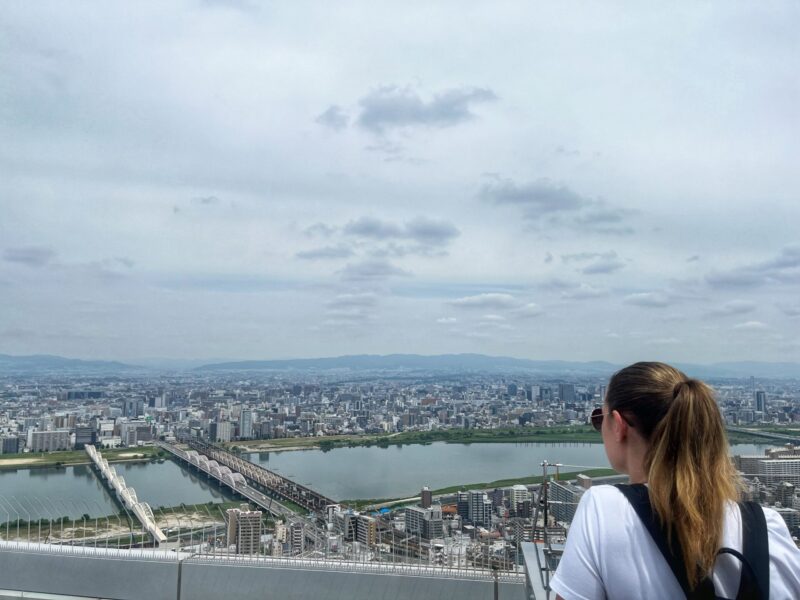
[{"xmin": 0, "ymin": 544, "xmax": 528, "ymax": 600}]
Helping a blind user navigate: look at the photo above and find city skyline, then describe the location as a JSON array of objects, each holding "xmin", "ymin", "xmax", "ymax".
[{"xmin": 2, "ymin": 2, "xmax": 799, "ymax": 363}]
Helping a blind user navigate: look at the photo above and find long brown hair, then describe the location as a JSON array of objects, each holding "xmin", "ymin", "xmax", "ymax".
[{"xmin": 606, "ymin": 362, "xmax": 742, "ymax": 589}]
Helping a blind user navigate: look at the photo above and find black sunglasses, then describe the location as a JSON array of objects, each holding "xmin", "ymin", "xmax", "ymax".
[{"xmin": 589, "ymin": 407, "xmax": 633, "ymax": 431}]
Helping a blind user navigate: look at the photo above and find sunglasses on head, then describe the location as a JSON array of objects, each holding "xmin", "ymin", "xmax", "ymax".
[{"xmin": 589, "ymin": 407, "xmax": 633, "ymax": 431}]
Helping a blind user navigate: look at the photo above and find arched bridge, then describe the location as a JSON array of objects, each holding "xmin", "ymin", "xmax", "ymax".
[{"xmin": 181, "ymin": 438, "xmax": 337, "ymax": 513}]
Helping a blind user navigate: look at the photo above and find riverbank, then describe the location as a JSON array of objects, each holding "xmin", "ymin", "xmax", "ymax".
[
  {"xmin": 226, "ymin": 425, "xmax": 771, "ymax": 454},
  {"xmin": 0, "ymin": 446, "xmax": 163, "ymax": 471},
  {"xmin": 343, "ymin": 467, "xmax": 618, "ymax": 510}
]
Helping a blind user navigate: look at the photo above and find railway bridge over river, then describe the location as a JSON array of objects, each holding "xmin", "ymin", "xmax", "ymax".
[{"xmin": 180, "ymin": 438, "xmax": 337, "ymax": 513}]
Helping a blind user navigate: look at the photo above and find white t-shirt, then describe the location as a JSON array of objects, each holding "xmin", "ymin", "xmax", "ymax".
[{"xmin": 550, "ymin": 485, "xmax": 800, "ymax": 600}]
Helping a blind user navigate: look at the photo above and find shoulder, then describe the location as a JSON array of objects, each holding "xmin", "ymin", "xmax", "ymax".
[{"xmin": 577, "ymin": 484, "xmax": 629, "ymax": 511}]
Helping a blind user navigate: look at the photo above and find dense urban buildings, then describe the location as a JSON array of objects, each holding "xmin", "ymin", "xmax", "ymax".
[{"xmin": 1, "ymin": 369, "xmax": 799, "ymax": 563}]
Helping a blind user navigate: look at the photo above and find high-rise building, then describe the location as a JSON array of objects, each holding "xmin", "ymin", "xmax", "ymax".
[
  {"xmin": 1, "ymin": 436, "xmax": 20, "ymax": 454},
  {"xmin": 507, "ymin": 383, "xmax": 518, "ymax": 397},
  {"xmin": 240, "ymin": 409, "xmax": 253, "ymax": 440},
  {"xmin": 755, "ymin": 391, "xmax": 767, "ymax": 413},
  {"xmin": 290, "ymin": 522, "xmax": 305, "ymax": 555},
  {"xmin": 123, "ymin": 398, "xmax": 144, "ymax": 419},
  {"xmin": 211, "ymin": 421, "xmax": 233, "ymax": 443},
  {"xmin": 356, "ymin": 515, "xmax": 377, "ymax": 547},
  {"xmin": 559, "ymin": 384, "xmax": 576, "ymax": 404},
  {"xmin": 405, "ymin": 505, "xmax": 444, "ymax": 539},
  {"xmin": 27, "ymin": 429, "xmax": 71, "ymax": 452},
  {"xmin": 456, "ymin": 491, "xmax": 469, "ymax": 522},
  {"xmin": 549, "ymin": 480, "xmax": 585, "ymax": 524},
  {"xmin": 467, "ymin": 491, "xmax": 492, "ymax": 526},
  {"xmin": 757, "ymin": 459, "xmax": 800, "ymax": 486},
  {"xmin": 226, "ymin": 505, "xmax": 262, "ymax": 554},
  {"xmin": 540, "ymin": 387, "xmax": 552, "ymax": 404},
  {"xmin": 510, "ymin": 484, "xmax": 530, "ymax": 507},
  {"xmin": 74, "ymin": 426, "xmax": 95, "ymax": 449},
  {"xmin": 420, "ymin": 486, "xmax": 432, "ymax": 509}
]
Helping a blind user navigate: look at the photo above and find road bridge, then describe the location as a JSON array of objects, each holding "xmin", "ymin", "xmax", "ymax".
[
  {"xmin": 728, "ymin": 427, "xmax": 800, "ymax": 444},
  {"xmin": 85, "ymin": 446, "xmax": 167, "ymax": 544}
]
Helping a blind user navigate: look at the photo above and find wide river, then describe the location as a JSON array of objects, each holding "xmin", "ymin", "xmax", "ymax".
[{"xmin": 0, "ymin": 442, "xmax": 769, "ymax": 520}]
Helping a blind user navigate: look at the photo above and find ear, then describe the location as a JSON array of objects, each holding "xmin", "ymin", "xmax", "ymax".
[{"xmin": 611, "ymin": 410, "xmax": 628, "ymax": 443}]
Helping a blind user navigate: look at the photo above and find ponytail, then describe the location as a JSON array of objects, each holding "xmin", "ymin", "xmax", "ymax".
[{"xmin": 606, "ymin": 363, "xmax": 742, "ymax": 590}]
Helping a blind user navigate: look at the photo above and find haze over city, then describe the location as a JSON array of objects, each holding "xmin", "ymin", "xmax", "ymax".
[{"xmin": 2, "ymin": 2, "xmax": 799, "ymax": 364}]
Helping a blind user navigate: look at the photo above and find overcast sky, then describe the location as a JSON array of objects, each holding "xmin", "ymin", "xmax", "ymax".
[{"xmin": 1, "ymin": 1, "xmax": 799, "ymax": 363}]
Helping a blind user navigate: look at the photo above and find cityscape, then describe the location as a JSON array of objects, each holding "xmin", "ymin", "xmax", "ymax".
[
  {"xmin": 1, "ymin": 360, "xmax": 798, "ymax": 579},
  {"xmin": 2, "ymin": 1, "xmax": 799, "ymax": 598}
]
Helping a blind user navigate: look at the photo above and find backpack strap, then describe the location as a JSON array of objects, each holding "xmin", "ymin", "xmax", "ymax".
[
  {"xmin": 732, "ymin": 501, "xmax": 769, "ymax": 600},
  {"xmin": 616, "ymin": 484, "xmax": 718, "ymax": 599},
  {"xmin": 615, "ymin": 485, "xmax": 770, "ymax": 600}
]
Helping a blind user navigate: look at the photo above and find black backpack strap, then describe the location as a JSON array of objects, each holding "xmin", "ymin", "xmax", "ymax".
[
  {"xmin": 615, "ymin": 483, "xmax": 705, "ymax": 598},
  {"xmin": 733, "ymin": 501, "xmax": 770, "ymax": 600}
]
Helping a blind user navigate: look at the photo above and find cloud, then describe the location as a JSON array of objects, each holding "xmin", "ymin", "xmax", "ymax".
[
  {"xmin": 561, "ymin": 284, "xmax": 608, "ymax": 300},
  {"xmin": 404, "ymin": 217, "xmax": 460, "ymax": 246},
  {"xmin": 706, "ymin": 299, "xmax": 756, "ymax": 317},
  {"xmin": 448, "ymin": 293, "xmax": 517, "ymax": 310},
  {"xmin": 436, "ymin": 317, "xmax": 457, "ymax": 324},
  {"xmin": 572, "ymin": 207, "xmax": 635, "ymax": 235},
  {"xmin": 481, "ymin": 314, "xmax": 506, "ymax": 321},
  {"xmin": 295, "ymin": 245, "xmax": 354, "ymax": 260},
  {"xmin": 481, "ymin": 176, "xmax": 634, "ymax": 234},
  {"xmin": 480, "ymin": 177, "xmax": 586, "ymax": 216},
  {"xmin": 2, "ymin": 246, "xmax": 56, "ymax": 267},
  {"xmin": 733, "ymin": 320, "xmax": 769, "ymax": 330},
  {"xmin": 174, "ymin": 195, "xmax": 233, "ymax": 215},
  {"xmin": 623, "ymin": 292, "xmax": 672, "ymax": 308},
  {"xmin": 541, "ymin": 278, "xmax": 608, "ymax": 300},
  {"xmin": 706, "ymin": 244, "xmax": 800, "ymax": 288},
  {"xmin": 319, "ymin": 293, "xmax": 381, "ymax": 327},
  {"xmin": 647, "ymin": 337, "xmax": 681, "ymax": 345},
  {"xmin": 512, "ymin": 302, "xmax": 544, "ymax": 318},
  {"xmin": 777, "ymin": 303, "xmax": 800, "ymax": 317},
  {"xmin": 343, "ymin": 217, "xmax": 404, "ymax": 239},
  {"xmin": 114, "ymin": 256, "xmax": 135, "ymax": 268},
  {"xmin": 343, "ymin": 216, "xmax": 460, "ymax": 252},
  {"xmin": 303, "ymin": 223, "xmax": 337, "ymax": 238},
  {"xmin": 326, "ymin": 292, "xmax": 378, "ymax": 309},
  {"xmin": 686, "ymin": 255, "xmax": 700, "ymax": 263},
  {"xmin": 192, "ymin": 195, "xmax": 219, "ymax": 205},
  {"xmin": 356, "ymin": 85, "xmax": 497, "ymax": 134},
  {"xmin": 338, "ymin": 259, "xmax": 411, "ymax": 281},
  {"xmin": 562, "ymin": 251, "xmax": 625, "ymax": 275},
  {"xmin": 315, "ymin": 105, "xmax": 349, "ymax": 130}
]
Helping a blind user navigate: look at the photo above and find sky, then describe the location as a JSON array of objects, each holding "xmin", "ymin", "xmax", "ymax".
[{"xmin": 1, "ymin": 1, "xmax": 799, "ymax": 364}]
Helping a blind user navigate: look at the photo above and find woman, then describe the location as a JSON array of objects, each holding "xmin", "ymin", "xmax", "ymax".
[{"xmin": 549, "ymin": 362, "xmax": 800, "ymax": 600}]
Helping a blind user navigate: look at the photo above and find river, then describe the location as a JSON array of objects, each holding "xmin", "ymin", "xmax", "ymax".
[{"xmin": 0, "ymin": 442, "xmax": 769, "ymax": 520}]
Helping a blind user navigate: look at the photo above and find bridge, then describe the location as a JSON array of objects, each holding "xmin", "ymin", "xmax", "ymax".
[
  {"xmin": 157, "ymin": 441, "xmax": 296, "ymax": 519},
  {"xmin": 182, "ymin": 438, "xmax": 338, "ymax": 513},
  {"xmin": 157, "ymin": 441, "xmax": 328, "ymax": 550},
  {"xmin": 728, "ymin": 427, "xmax": 800, "ymax": 444},
  {"xmin": 85, "ymin": 445, "xmax": 167, "ymax": 544}
]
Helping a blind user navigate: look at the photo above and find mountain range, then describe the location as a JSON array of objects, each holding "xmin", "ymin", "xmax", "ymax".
[{"xmin": 0, "ymin": 352, "xmax": 798, "ymax": 378}]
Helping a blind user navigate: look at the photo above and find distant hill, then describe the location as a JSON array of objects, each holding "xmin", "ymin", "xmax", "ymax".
[
  {"xmin": 196, "ymin": 354, "xmax": 621, "ymax": 375},
  {"xmin": 197, "ymin": 354, "xmax": 800, "ymax": 379},
  {"xmin": 0, "ymin": 352, "xmax": 797, "ymax": 378},
  {"xmin": 0, "ymin": 353, "xmax": 140, "ymax": 374},
  {"xmin": 677, "ymin": 361, "xmax": 800, "ymax": 380}
]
